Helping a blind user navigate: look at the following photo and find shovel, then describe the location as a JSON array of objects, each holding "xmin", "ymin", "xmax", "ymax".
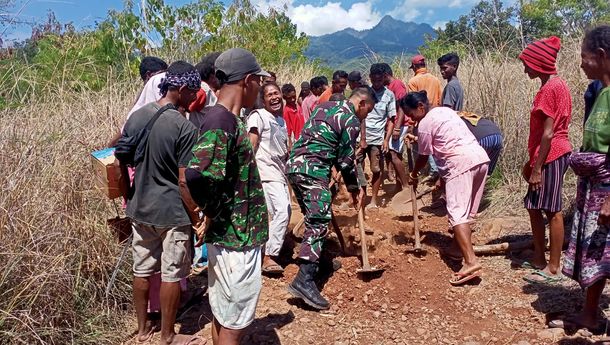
[
  {"xmin": 356, "ymin": 207, "xmax": 384, "ymax": 274},
  {"xmin": 404, "ymin": 141, "xmax": 426, "ymax": 255}
]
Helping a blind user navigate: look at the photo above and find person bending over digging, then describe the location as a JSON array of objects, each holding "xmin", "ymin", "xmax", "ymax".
[
  {"xmin": 285, "ymin": 86, "xmax": 376, "ymax": 309},
  {"xmin": 400, "ymin": 91, "xmax": 489, "ymax": 286},
  {"xmin": 184, "ymin": 48, "xmax": 270, "ymax": 345},
  {"xmin": 248, "ymin": 82, "xmax": 291, "ymax": 275},
  {"xmin": 519, "ymin": 36, "xmax": 572, "ymax": 285}
]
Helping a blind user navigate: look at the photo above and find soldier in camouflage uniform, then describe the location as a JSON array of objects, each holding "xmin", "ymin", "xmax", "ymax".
[
  {"xmin": 286, "ymin": 86, "xmax": 378, "ymax": 310},
  {"xmin": 184, "ymin": 48, "xmax": 270, "ymax": 344}
]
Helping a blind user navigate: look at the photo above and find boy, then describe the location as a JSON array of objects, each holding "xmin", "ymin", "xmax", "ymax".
[
  {"xmin": 302, "ymin": 76, "xmax": 326, "ymax": 122},
  {"xmin": 282, "ymin": 83, "xmax": 305, "ymax": 148},
  {"xmin": 360, "ymin": 63, "xmax": 396, "ymax": 208},
  {"xmin": 438, "ymin": 52, "xmax": 464, "ymax": 111},
  {"xmin": 318, "ymin": 70, "xmax": 349, "ymax": 103}
]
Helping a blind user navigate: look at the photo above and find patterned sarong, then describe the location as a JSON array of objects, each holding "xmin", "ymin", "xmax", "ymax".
[{"xmin": 563, "ymin": 151, "xmax": 610, "ymax": 288}]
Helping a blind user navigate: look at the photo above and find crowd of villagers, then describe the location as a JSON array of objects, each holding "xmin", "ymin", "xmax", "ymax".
[{"xmin": 109, "ymin": 24, "xmax": 610, "ymax": 344}]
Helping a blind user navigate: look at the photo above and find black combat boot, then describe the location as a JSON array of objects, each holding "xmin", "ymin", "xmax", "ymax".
[{"xmin": 287, "ymin": 261, "xmax": 330, "ymax": 310}]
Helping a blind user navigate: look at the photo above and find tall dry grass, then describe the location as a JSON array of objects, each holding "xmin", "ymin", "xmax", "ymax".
[{"xmin": 0, "ymin": 43, "xmax": 589, "ymax": 343}]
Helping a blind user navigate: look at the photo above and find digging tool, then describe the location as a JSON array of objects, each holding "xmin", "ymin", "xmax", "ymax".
[
  {"xmin": 388, "ymin": 187, "xmax": 433, "ymax": 215},
  {"xmin": 404, "ymin": 140, "xmax": 425, "ymax": 255},
  {"xmin": 356, "ymin": 207, "xmax": 384, "ymax": 274}
]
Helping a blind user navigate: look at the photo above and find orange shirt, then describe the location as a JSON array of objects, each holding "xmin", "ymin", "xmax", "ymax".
[
  {"xmin": 407, "ymin": 68, "xmax": 442, "ymax": 107},
  {"xmin": 317, "ymin": 88, "xmax": 333, "ymax": 104}
]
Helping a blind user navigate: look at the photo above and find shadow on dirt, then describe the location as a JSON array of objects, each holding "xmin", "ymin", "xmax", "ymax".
[{"xmin": 241, "ymin": 311, "xmax": 296, "ymax": 344}]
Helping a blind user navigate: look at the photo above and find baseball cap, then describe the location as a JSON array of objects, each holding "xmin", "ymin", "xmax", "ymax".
[
  {"xmin": 410, "ymin": 55, "xmax": 425, "ymax": 67},
  {"xmin": 348, "ymin": 70, "xmax": 363, "ymax": 82},
  {"xmin": 215, "ymin": 48, "xmax": 271, "ymax": 83}
]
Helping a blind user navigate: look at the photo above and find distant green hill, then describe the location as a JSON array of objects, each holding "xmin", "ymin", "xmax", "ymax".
[{"xmin": 305, "ymin": 15, "xmax": 436, "ymax": 68}]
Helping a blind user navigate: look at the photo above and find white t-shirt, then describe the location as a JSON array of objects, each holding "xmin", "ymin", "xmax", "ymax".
[
  {"xmin": 126, "ymin": 72, "xmax": 166, "ymax": 121},
  {"xmin": 247, "ymin": 108, "xmax": 289, "ymax": 183}
]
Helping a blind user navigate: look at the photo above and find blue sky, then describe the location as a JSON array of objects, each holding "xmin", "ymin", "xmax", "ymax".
[{"xmin": 2, "ymin": 0, "xmax": 487, "ymax": 43}]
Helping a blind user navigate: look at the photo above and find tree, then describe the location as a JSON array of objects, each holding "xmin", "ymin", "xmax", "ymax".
[
  {"xmin": 204, "ymin": 0, "xmax": 309, "ymax": 67},
  {"xmin": 431, "ymin": 0, "xmax": 521, "ymax": 55},
  {"xmin": 521, "ymin": 0, "xmax": 610, "ymax": 39}
]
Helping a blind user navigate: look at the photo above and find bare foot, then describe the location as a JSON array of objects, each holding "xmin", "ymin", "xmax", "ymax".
[{"xmin": 137, "ymin": 320, "xmax": 156, "ymax": 343}]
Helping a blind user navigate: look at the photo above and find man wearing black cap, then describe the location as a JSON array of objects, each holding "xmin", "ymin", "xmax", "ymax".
[{"xmin": 184, "ymin": 48, "xmax": 270, "ymax": 345}]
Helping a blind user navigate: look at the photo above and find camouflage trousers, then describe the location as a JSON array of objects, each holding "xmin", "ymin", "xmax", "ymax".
[{"xmin": 288, "ymin": 173, "xmax": 332, "ymax": 263}]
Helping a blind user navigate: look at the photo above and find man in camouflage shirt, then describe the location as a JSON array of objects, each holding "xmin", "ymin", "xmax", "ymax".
[
  {"xmin": 184, "ymin": 48, "xmax": 270, "ymax": 344},
  {"xmin": 286, "ymin": 86, "xmax": 377, "ymax": 310}
]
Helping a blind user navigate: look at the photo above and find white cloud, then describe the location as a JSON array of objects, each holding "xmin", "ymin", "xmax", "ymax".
[
  {"xmin": 432, "ymin": 21, "xmax": 447, "ymax": 30},
  {"xmin": 252, "ymin": 0, "xmax": 382, "ymax": 36},
  {"xmin": 389, "ymin": 6, "xmax": 420, "ymax": 22}
]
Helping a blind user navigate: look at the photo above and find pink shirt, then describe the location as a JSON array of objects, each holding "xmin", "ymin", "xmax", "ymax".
[
  {"xmin": 301, "ymin": 93, "xmax": 319, "ymax": 122},
  {"xmin": 418, "ymin": 107, "xmax": 489, "ymax": 180}
]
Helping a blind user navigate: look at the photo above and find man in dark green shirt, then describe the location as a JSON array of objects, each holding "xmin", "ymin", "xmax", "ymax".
[
  {"xmin": 184, "ymin": 48, "xmax": 270, "ymax": 345},
  {"xmin": 285, "ymin": 87, "xmax": 377, "ymax": 310}
]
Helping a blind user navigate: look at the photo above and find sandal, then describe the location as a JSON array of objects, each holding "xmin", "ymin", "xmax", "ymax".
[
  {"xmin": 449, "ymin": 265, "xmax": 482, "ymax": 286},
  {"xmin": 262, "ymin": 263, "xmax": 284, "ymax": 274},
  {"xmin": 523, "ymin": 270, "xmax": 563, "ymax": 285},
  {"xmin": 518, "ymin": 261, "xmax": 544, "ymax": 270},
  {"xmin": 548, "ymin": 317, "xmax": 604, "ymax": 336}
]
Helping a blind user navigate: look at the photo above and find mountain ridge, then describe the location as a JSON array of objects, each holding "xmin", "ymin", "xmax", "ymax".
[{"xmin": 305, "ymin": 15, "xmax": 436, "ymax": 68}]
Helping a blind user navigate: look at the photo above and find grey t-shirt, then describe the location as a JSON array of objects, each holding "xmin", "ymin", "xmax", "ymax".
[
  {"xmin": 124, "ymin": 102, "xmax": 198, "ymax": 227},
  {"xmin": 441, "ymin": 77, "xmax": 464, "ymax": 111}
]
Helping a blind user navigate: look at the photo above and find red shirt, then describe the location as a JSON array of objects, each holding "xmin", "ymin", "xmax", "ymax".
[
  {"xmin": 188, "ymin": 88, "xmax": 207, "ymax": 113},
  {"xmin": 387, "ymin": 78, "xmax": 408, "ymax": 126},
  {"xmin": 283, "ymin": 103, "xmax": 305, "ymax": 140},
  {"xmin": 528, "ymin": 76, "xmax": 572, "ymax": 166}
]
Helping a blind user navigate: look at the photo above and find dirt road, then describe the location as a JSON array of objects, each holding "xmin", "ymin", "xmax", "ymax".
[{"xmin": 124, "ymin": 189, "xmax": 610, "ymax": 345}]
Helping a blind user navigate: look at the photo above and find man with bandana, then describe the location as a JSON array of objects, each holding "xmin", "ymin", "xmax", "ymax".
[{"xmin": 121, "ymin": 61, "xmax": 205, "ymax": 344}]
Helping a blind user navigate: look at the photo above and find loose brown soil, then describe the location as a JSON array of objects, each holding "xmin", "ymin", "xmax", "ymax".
[{"xmin": 123, "ymin": 182, "xmax": 610, "ymax": 345}]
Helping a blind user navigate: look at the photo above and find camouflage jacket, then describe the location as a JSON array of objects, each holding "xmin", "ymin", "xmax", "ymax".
[
  {"xmin": 185, "ymin": 104, "xmax": 268, "ymax": 250},
  {"xmin": 286, "ymin": 100, "xmax": 361, "ymax": 193}
]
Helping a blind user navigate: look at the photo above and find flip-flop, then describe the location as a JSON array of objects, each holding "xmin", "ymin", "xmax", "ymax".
[
  {"xmin": 191, "ymin": 264, "xmax": 208, "ymax": 276},
  {"xmin": 523, "ymin": 270, "xmax": 563, "ymax": 285},
  {"xmin": 548, "ymin": 318, "xmax": 603, "ymax": 337},
  {"xmin": 449, "ymin": 265, "xmax": 482, "ymax": 286},
  {"xmin": 518, "ymin": 261, "xmax": 544, "ymax": 270},
  {"xmin": 262, "ymin": 263, "xmax": 284, "ymax": 274}
]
